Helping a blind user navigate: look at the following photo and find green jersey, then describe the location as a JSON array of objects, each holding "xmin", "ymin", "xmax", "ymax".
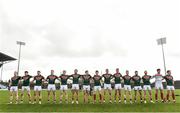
[
  {"xmin": 71, "ymin": 74, "xmax": 81, "ymax": 84},
  {"xmin": 11, "ymin": 76, "xmax": 21, "ymax": 86},
  {"xmin": 132, "ymin": 75, "xmax": 141, "ymax": 86},
  {"xmin": 82, "ymin": 74, "xmax": 91, "ymax": 85},
  {"xmin": 113, "ymin": 73, "xmax": 122, "ymax": 84},
  {"xmin": 123, "ymin": 75, "xmax": 131, "ymax": 85},
  {"xmin": 142, "ymin": 75, "xmax": 151, "ymax": 85},
  {"xmin": 93, "ymin": 75, "xmax": 102, "ymax": 86},
  {"xmin": 34, "ymin": 75, "xmax": 44, "ymax": 86},
  {"xmin": 102, "ymin": 74, "xmax": 112, "ymax": 84},
  {"xmin": 47, "ymin": 75, "xmax": 58, "ymax": 84},
  {"xmin": 60, "ymin": 74, "xmax": 69, "ymax": 85},
  {"xmin": 22, "ymin": 75, "xmax": 32, "ymax": 86},
  {"xmin": 164, "ymin": 75, "xmax": 174, "ymax": 86}
]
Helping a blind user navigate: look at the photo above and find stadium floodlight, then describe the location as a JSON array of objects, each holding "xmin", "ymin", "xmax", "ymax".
[
  {"xmin": 156, "ymin": 37, "xmax": 167, "ymax": 75},
  {"xmin": 16, "ymin": 41, "xmax": 26, "ymax": 76}
]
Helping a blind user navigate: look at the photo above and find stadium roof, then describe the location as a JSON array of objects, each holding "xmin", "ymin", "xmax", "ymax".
[{"xmin": 0, "ymin": 52, "xmax": 16, "ymax": 62}]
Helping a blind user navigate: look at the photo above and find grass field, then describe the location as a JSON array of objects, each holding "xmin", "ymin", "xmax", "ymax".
[{"xmin": 0, "ymin": 89, "xmax": 180, "ymax": 112}]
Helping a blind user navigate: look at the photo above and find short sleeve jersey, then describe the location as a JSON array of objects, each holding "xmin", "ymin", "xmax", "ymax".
[
  {"xmin": 102, "ymin": 74, "xmax": 112, "ymax": 84},
  {"xmin": 113, "ymin": 73, "xmax": 122, "ymax": 84},
  {"xmin": 60, "ymin": 74, "xmax": 69, "ymax": 85},
  {"xmin": 11, "ymin": 76, "xmax": 21, "ymax": 86},
  {"xmin": 132, "ymin": 75, "xmax": 141, "ymax": 86},
  {"xmin": 123, "ymin": 75, "xmax": 131, "ymax": 85},
  {"xmin": 46, "ymin": 75, "xmax": 58, "ymax": 84},
  {"xmin": 82, "ymin": 74, "xmax": 91, "ymax": 85},
  {"xmin": 164, "ymin": 75, "xmax": 174, "ymax": 86},
  {"xmin": 93, "ymin": 75, "xmax": 102, "ymax": 86},
  {"xmin": 34, "ymin": 75, "xmax": 44, "ymax": 86},
  {"xmin": 142, "ymin": 75, "xmax": 151, "ymax": 85},
  {"xmin": 22, "ymin": 75, "xmax": 32, "ymax": 86},
  {"xmin": 71, "ymin": 74, "xmax": 81, "ymax": 84}
]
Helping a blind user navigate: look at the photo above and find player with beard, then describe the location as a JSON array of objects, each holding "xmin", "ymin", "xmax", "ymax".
[
  {"xmin": 164, "ymin": 70, "xmax": 176, "ymax": 103},
  {"xmin": 82, "ymin": 70, "xmax": 92, "ymax": 103},
  {"xmin": 20, "ymin": 71, "xmax": 32, "ymax": 104},
  {"xmin": 59, "ymin": 70, "xmax": 70, "ymax": 103},
  {"xmin": 153, "ymin": 69, "xmax": 164, "ymax": 103},
  {"xmin": 9, "ymin": 71, "xmax": 21, "ymax": 104},
  {"xmin": 123, "ymin": 70, "xmax": 133, "ymax": 104},
  {"xmin": 132, "ymin": 71, "xmax": 143, "ymax": 103},
  {"xmin": 102, "ymin": 69, "xmax": 113, "ymax": 103},
  {"xmin": 32, "ymin": 71, "xmax": 45, "ymax": 104},
  {"xmin": 46, "ymin": 70, "xmax": 58, "ymax": 103},
  {"xmin": 93, "ymin": 70, "xmax": 103, "ymax": 104},
  {"xmin": 142, "ymin": 70, "xmax": 153, "ymax": 103},
  {"xmin": 113, "ymin": 68, "xmax": 123, "ymax": 103},
  {"xmin": 70, "ymin": 69, "xmax": 81, "ymax": 104}
]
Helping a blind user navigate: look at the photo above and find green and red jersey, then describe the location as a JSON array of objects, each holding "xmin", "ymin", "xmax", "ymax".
[
  {"xmin": 46, "ymin": 75, "xmax": 58, "ymax": 84},
  {"xmin": 123, "ymin": 75, "xmax": 131, "ymax": 85},
  {"xmin": 59, "ymin": 74, "xmax": 69, "ymax": 85},
  {"xmin": 70, "ymin": 74, "xmax": 81, "ymax": 84},
  {"xmin": 142, "ymin": 75, "xmax": 151, "ymax": 85},
  {"xmin": 22, "ymin": 75, "xmax": 32, "ymax": 86},
  {"xmin": 164, "ymin": 75, "xmax": 174, "ymax": 86},
  {"xmin": 11, "ymin": 76, "xmax": 21, "ymax": 86},
  {"xmin": 113, "ymin": 73, "xmax": 122, "ymax": 84},
  {"xmin": 102, "ymin": 74, "xmax": 112, "ymax": 84},
  {"xmin": 132, "ymin": 75, "xmax": 141, "ymax": 86},
  {"xmin": 34, "ymin": 75, "xmax": 44, "ymax": 86},
  {"xmin": 82, "ymin": 74, "xmax": 91, "ymax": 85},
  {"xmin": 93, "ymin": 75, "xmax": 102, "ymax": 86}
]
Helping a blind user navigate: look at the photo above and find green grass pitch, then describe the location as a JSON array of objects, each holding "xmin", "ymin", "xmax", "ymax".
[{"xmin": 0, "ymin": 89, "xmax": 179, "ymax": 112}]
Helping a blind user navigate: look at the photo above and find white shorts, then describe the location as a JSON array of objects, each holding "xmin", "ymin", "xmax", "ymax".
[
  {"xmin": 134, "ymin": 86, "xmax": 142, "ymax": 90},
  {"xmin": 47, "ymin": 84, "xmax": 56, "ymax": 91},
  {"xmin": 34, "ymin": 86, "xmax": 42, "ymax": 91},
  {"xmin": 72, "ymin": 84, "xmax": 79, "ymax": 90},
  {"xmin": 83, "ymin": 85, "xmax": 90, "ymax": 91},
  {"xmin": 94, "ymin": 86, "xmax": 102, "ymax": 91},
  {"xmin": 104, "ymin": 84, "xmax": 112, "ymax": 90},
  {"xmin": 143, "ymin": 85, "xmax": 152, "ymax": 90},
  {"xmin": 155, "ymin": 82, "xmax": 163, "ymax": 90},
  {"xmin": 115, "ymin": 84, "xmax": 122, "ymax": 90},
  {"xmin": 22, "ymin": 86, "xmax": 30, "ymax": 91},
  {"xmin": 10, "ymin": 86, "xmax": 18, "ymax": 92},
  {"xmin": 60, "ymin": 85, "xmax": 68, "ymax": 90},
  {"xmin": 124, "ymin": 85, "xmax": 131, "ymax": 91},
  {"xmin": 167, "ymin": 86, "xmax": 175, "ymax": 90}
]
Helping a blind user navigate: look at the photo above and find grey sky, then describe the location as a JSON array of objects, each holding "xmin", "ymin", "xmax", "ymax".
[{"xmin": 0, "ymin": 0, "xmax": 180, "ymax": 81}]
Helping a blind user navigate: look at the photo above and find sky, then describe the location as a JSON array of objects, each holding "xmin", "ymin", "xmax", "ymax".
[{"xmin": 0, "ymin": 0, "xmax": 180, "ymax": 81}]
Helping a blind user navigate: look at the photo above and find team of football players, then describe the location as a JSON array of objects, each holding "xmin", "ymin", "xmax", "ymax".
[{"xmin": 9, "ymin": 68, "xmax": 176, "ymax": 104}]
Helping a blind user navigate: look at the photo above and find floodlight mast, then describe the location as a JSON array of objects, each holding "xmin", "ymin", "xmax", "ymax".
[
  {"xmin": 16, "ymin": 41, "xmax": 25, "ymax": 76},
  {"xmin": 157, "ymin": 37, "xmax": 167, "ymax": 75}
]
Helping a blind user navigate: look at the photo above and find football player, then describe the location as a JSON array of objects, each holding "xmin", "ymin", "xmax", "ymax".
[
  {"xmin": 20, "ymin": 71, "xmax": 32, "ymax": 103},
  {"xmin": 9, "ymin": 71, "xmax": 21, "ymax": 104}
]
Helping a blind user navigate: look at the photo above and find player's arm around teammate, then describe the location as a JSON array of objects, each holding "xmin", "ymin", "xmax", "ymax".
[
  {"xmin": 70, "ymin": 69, "xmax": 81, "ymax": 104},
  {"xmin": 164, "ymin": 70, "xmax": 176, "ymax": 103},
  {"xmin": 142, "ymin": 70, "xmax": 153, "ymax": 103},
  {"xmin": 20, "ymin": 71, "xmax": 33, "ymax": 104},
  {"xmin": 9, "ymin": 71, "xmax": 21, "ymax": 104},
  {"xmin": 102, "ymin": 69, "xmax": 113, "ymax": 103},
  {"xmin": 92, "ymin": 70, "xmax": 103, "ymax": 104},
  {"xmin": 82, "ymin": 70, "xmax": 91, "ymax": 103},
  {"xmin": 32, "ymin": 70, "xmax": 45, "ymax": 104},
  {"xmin": 46, "ymin": 70, "xmax": 58, "ymax": 103},
  {"xmin": 59, "ymin": 70, "xmax": 69, "ymax": 103},
  {"xmin": 153, "ymin": 69, "xmax": 164, "ymax": 103},
  {"xmin": 132, "ymin": 71, "xmax": 143, "ymax": 103},
  {"xmin": 113, "ymin": 68, "xmax": 123, "ymax": 103},
  {"xmin": 122, "ymin": 70, "xmax": 133, "ymax": 104}
]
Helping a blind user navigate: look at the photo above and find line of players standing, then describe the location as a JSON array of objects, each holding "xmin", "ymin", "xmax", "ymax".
[{"xmin": 9, "ymin": 68, "xmax": 176, "ymax": 104}]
